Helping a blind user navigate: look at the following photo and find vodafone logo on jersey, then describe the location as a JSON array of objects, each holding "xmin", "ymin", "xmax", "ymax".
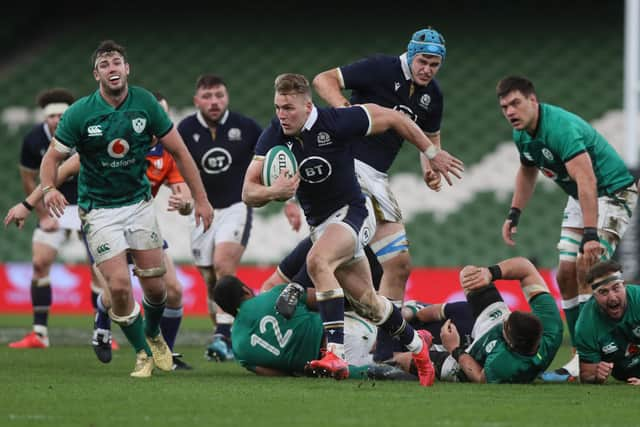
[{"xmin": 107, "ymin": 138, "xmax": 130, "ymax": 159}]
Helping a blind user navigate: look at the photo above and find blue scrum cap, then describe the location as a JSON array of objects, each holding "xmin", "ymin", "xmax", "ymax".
[{"xmin": 407, "ymin": 28, "xmax": 446, "ymax": 66}]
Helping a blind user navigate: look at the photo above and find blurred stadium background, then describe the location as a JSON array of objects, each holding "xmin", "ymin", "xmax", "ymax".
[{"xmin": 0, "ymin": 0, "xmax": 636, "ymax": 273}]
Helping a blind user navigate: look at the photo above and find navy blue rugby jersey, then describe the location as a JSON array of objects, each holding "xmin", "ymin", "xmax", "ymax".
[
  {"xmin": 255, "ymin": 106, "xmax": 369, "ymax": 226},
  {"xmin": 20, "ymin": 122, "xmax": 78, "ymax": 203},
  {"xmin": 178, "ymin": 110, "xmax": 262, "ymax": 209},
  {"xmin": 339, "ymin": 53, "xmax": 443, "ymax": 172}
]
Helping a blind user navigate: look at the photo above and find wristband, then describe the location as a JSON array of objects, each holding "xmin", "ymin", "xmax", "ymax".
[
  {"xmin": 21, "ymin": 200, "xmax": 34, "ymax": 211},
  {"xmin": 580, "ymin": 227, "xmax": 599, "ymax": 253},
  {"xmin": 507, "ymin": 207, "xmax": 521, "ymax": 227},
  {"xmin": 488, "ymin": 264, "xmax": 503, "ymax": 281},
  {"xmin": 424, "ymin": 145, "xmax": 440, "ymax": 160},
  {"xmin": 41, "ymin": 185, "xmax": 54, "ymax": 195},
  {"xmin": 451, "ymin": 346, "xmax": 466, "ymax": 362}
]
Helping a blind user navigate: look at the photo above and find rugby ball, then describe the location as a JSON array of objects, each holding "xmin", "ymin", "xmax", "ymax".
[{"xmin": 261, "ymin": 145, "xmax": 298, "ymax": 186}]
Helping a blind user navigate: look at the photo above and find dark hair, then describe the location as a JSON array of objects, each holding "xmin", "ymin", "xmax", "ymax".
[
  {"xmin": 195, "ymin": 74, "xmax": 226, "ymax": 91},
  {"xmin": 91, "ymin": 40, "xmax": 127, "ymax": 69},
  {"xmin": 152, "ymin": 91, "xmax": 166, "ymax": 102},
  {"xmin": 213, "ymin": 275, "xmax": 250, "ymax": 317},
  {"xmin": 496, "ymin": 76, "xmax": 536, "ymax": 99},
  {"xmin": 505, "ymin": 311, "xmax": 542, "ymax": 355},
  {"xmin": 586, "ymin": 260, "xmax": 623, "ymax": 285},
  {"xmin": 35, "ymin": 88, "xmax": 75, "ymax": 108}
]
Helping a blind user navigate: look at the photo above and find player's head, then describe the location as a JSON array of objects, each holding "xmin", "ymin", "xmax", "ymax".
[
  {"xmin": 153, "ymin": 91, "xmax": 169, "ymax": 113},
  {"xmin": 496, "ymin": 76, "xmax": 539, "ymax": 133},
  {"xmin": 36, "ymin": 88, "xmax": 75, "ymax": 133},
  {"xmin": 586, "ymin": 260, "xmax": 627, "ymax": 320},
  {"xmin": 407, "ymin": 28, "xmax": 445, "ymax": 86},
  {"xmin": 503, "ymin": 310, "xmax": 543, "ymax": 355},
  {"xmin": 213, "ymin": 275, "xmax": 254, "ymax": 317},
  {"xmin": 92, "ymin": 40, "xmax": 129, "ymax": 96},
  {"xmin": 194, "ymin": 74, "xmax": 229, "ymax": 124},
  {"xmin": 274, "ymin": 73, "xmax": 313, "ymax": 136}
]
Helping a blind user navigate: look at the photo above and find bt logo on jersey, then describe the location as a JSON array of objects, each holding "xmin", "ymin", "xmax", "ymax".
[
  {"xmin": 202, "ymin": 147, "xmax": 232, "ymax": 174},
  {"xmin": 299, "ymin": 156, "xmax": 332, "ymax": 183}
]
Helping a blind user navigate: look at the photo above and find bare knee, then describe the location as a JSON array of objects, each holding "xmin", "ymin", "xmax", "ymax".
[
  {"xmin": 306, "ymin": 250, "xmax": 331, "ymax": 280},
  {"xmin": 556, "ymin": 262, "xmax": 577, "ymax": 298}
]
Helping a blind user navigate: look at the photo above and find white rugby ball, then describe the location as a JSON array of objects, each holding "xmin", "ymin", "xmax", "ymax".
[{"xmin": 261, "ymin": 145, "xmax": 298, "ymax": 186}]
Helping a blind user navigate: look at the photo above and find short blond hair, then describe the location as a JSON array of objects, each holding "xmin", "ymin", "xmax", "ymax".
[{"xmin": 274, "ymin": 73, "xmax": 311, "ymax": 98}]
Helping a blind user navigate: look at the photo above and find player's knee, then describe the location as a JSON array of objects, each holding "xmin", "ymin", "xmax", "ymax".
[
  {"xmin": 165, "ymin": 280, "xmax": 182, "ymax": 307},
  {"xmin": 555, "ymin": 263, "xmax": 577, "ymax": 297},
  {"xmin": 32, "ymin": 255, "xmax": 52, "ymax": 277},
  {"xmin": 382, "ymin": 251, "xmax": 412, "ymax": 282},
  {"xmin": 557, "ymin": 230, "xmax": 581, "ymax": 263},
  {"xmin": 306, "ymin": 250, "xmax": 331, "ymax": 279}
]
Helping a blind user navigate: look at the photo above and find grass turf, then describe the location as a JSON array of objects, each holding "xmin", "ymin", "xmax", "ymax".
[{"xmin": 1, "ymin": 314, "xmax": 638, "ymax": 427}]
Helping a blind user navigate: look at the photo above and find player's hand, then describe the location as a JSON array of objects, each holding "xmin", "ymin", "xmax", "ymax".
[
  {"xmin": 424, "ymin": 170, "xmax": 442, "ymax": 192},
  {"xmin": 284, "ymin": 199, "xmax": 302, "ymax": 231},
  {"xmin": 627, "ymin": 377, "xmax": 640, "ymax": 385},
  {"xmin": 460, "ymin": 265, "xmax": 491, "ymax": 291},
  {"xmin": 167, "ymin": 188, "xmax": 193, "ymax": 215},
  {"xmin": 430, "ymin": 150, "xmax": 464, "ymax": 186},
  {"xmin": 502, "ymin": 220, "xmax": 517, "ymax": 246},
  {"xmin": 4, "ymin": 203, "xmax": 30, "ymax": 229},
  {"xmin": 272, "ymin": 171, "xmax": 300, "ymax": 202},
  {"xmin": 440, "ymin": 319, "xmax": 461, "ymax": 352},
  {"xmin": 39, "ymin": 215, "xmax": 59, "ymax": 232},
  {"xmin": 582, "ymin": 240, "xmax": 604, "ymax": 266},
  {"xmin": 194, "ymin": 198, "xmax": 214, "ymax": 231},
  {"xmin": 595, "ymin": 361, "xmax": 613, "ymax": 383},
  {"xmin": 44, "ymin": 189, "xmax": 68, "ymax": 218}
]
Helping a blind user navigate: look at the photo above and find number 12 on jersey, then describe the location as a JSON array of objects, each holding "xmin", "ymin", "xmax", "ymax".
[{"xmin": 250, "ymin": 315, "xmax": 292, "ymax": 356}]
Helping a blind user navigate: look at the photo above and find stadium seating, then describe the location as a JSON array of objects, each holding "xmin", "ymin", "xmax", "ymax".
[{"xmin": 0, "ymin": 3, "xmax": 626, "ymax": 268}]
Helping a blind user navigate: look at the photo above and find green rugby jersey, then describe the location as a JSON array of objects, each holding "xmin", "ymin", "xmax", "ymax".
[
  {"xmin": 55, "ymin": 86, "xmax": 173, "ymax": 210},
  {"xmin": 513, "ymin": 103, "xmax": 634, "ymax": 199},
  {"xmin": 466, "ymin": 293, "xmax": 563, "ymax": 383},
  {"xmin": 232, "ymin": 285, "xmax": 324, "ymax": 374},
  {"xmin": 575, "ymin": 285, "xmax": 640, "ymax": 380}
]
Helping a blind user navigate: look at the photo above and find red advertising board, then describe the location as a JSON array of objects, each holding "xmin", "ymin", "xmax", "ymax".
[{"xmin": 0, "ymin": 263, "xmax": 562, "ymax": 315}]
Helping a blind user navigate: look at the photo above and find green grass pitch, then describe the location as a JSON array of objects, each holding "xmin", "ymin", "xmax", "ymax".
[{"xmin": 1, "ymin": 314, "xmax": 638, "ymax": 427}]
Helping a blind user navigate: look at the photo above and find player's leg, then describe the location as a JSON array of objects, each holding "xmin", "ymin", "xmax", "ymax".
[
  {"xmin": 206, "ymin": 202, "xmax": 252, "ymax": 361},
  {"xmin": 159, "ymin": 249, "xmax": 191, "ymax": 370},
  {"xmin": 9, "ymin": 229, "xmax": 64, "ymax": 349}
]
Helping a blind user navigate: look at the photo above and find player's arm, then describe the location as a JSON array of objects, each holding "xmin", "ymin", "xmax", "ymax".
[
  {"xmin": 362, "ymin": 103, "xmax": 463, "ymax": 185},
  {"xmin": 312, "ymin": 68, "xmax": 351, "ymax": 108},
  {"xmin": 160, "ymin": 127, "xmax": 213, "ymax": 229},
  {"xmin": 579, "ymin": 360, "xmax": 613, "ymax": 384},
  {"xmin": 241, "ymin": 158, "xmax": 299, "ymax": 207},
  {"xmin": 283, "ymin": 198, "xmax": 302, "ymax": 231},
  {"xmin": 502, "ymin": 164, "xmax": 538, "ymax": 246},
  {"xmin": 419, "ymin": 132, "xmax": 443, "ymax": 191},
  {"xmin": 440, "ymin": 319, "xmax": 487, "ymax": 383},
  {"xmin": 460, "ymin": 257, "xmax": 548, "ymax": 299},
  {"xmin": 39, "ymin": 139, "xmax": 71, "ymax": 217},
  {"xmin": 565, "ymin": 152, "xmax": 601, "ymax": 262}
]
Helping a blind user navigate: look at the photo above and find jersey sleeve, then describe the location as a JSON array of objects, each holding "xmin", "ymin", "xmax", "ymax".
[
  {"xmin": 530, "ymin": 293, "xmax": 563, "ymax": 363},
  {"xmin": 551, "ymin": 122, "xmax": 587, "ymax": 162},
  {"xmin": 331, "ymin": 106, "xmax": 371, "ymax": 140},
  {"xmin": 144, "ymin": 90, "xmax": 173, "ymax": 138},
  {"xmin": 54, "ymin": 104, "xmax": 82, "ymax": 151},
  {"xmin": 254, "ymin": 119, "xmax": 280, "ymax": 157},
  {"xmin": 575, "ymin": 315, "xmax": 602, "ymax": 364},
  {"xmin": 339, "ymin": 56, "xmax": 381, "ymax": 90},
  {"xmin": 19, "ymin": 132, "xmax": 41, "ymax": 170}
]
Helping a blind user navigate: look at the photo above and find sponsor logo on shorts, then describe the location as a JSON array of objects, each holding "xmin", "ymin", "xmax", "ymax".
[
  {"xmin": 96, "ymin": 243, "xmax": 110, "ymax": 255},
  {"xmin": 542, "ymin": 148, "xmax": 554, "ymax": 161},
  {"xmin": 485, "ymin": 339, "xmax": 497, "ymax": 353},
  {"xmin": 633, "ymin": 326, "xmax": 640, "ymax": 338}
]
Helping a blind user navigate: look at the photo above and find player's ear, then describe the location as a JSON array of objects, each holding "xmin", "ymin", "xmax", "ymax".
[{"xmin": 93, "ymin": 68, "xmax": 100, "ymax": 82}]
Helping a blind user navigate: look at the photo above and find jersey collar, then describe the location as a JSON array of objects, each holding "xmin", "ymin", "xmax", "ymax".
[
  {"xmin": 400, "ymin": 53, "xmax": 412, "ymax": 81},
  {"xmin": 302, "ymin": 105, "xmax": 319, "ymax": 131},
  {"xmin": 196, "ymin": 109, "xmax": 229, "ymax": 129},
  {"xmin": 42, "ymin": 122, "xmax": 52, "ymax": 141}
]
